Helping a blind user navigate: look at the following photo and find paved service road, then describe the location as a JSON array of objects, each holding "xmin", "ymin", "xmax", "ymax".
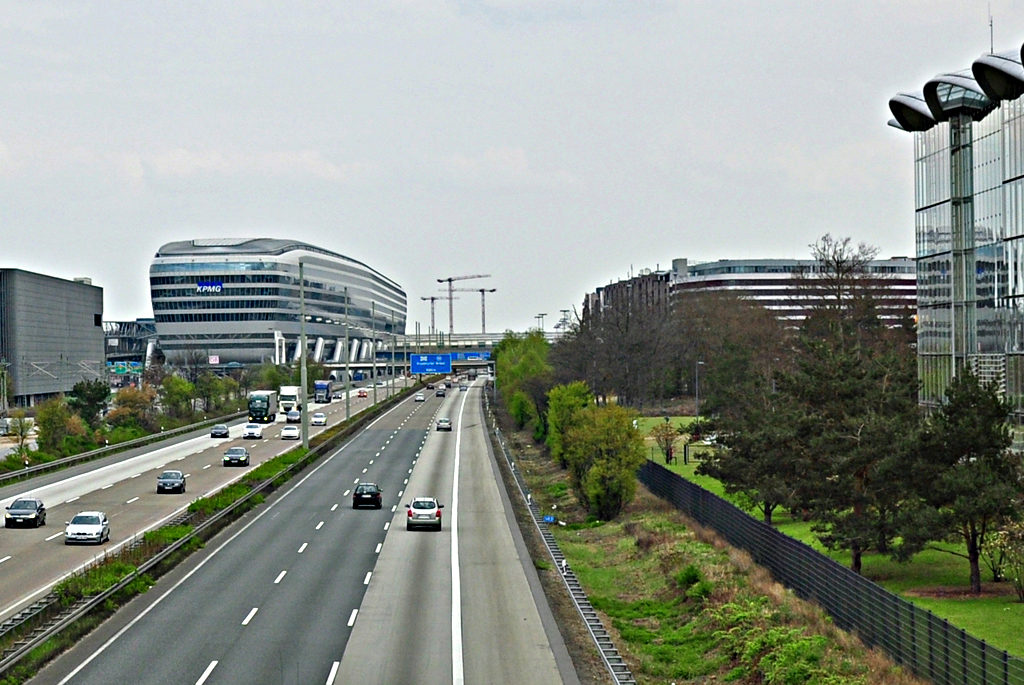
[{"xmin": 0, "ymin": 385, "xmax": 393, "ymax": 625}]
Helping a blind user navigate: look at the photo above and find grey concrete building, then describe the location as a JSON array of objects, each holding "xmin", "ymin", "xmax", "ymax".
[{"xmin": 0, "ymin": 269, "xmax": 104, "ymax": 407}]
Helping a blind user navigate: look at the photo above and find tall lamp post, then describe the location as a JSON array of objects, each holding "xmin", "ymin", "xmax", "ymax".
[
  {"xmin": 371, "ymin": 301, "xmax": 377, "ymax": 405},
  {"xmin": 299, "ymin": 262, "xmax": 309, "ymax": 449},
  {"xmin": 344, "ymin": 286, "xmax": 351, "ymax": 421},
  {"xmin": 695, "ymin": 360, "xmax": 705, "ymax": 428}
]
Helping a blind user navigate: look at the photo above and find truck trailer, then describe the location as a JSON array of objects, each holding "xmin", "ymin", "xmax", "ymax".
[
  {"xmin": 314, "ymin": 380, "xmax": 331, "ymax": 403},
  {"xmin": 279, "ymin": 385, "xmax": 302, "ymax": 413},
  {"xmin": 248, "ymin": 390, "xmax": 278, "ymax": 423}
]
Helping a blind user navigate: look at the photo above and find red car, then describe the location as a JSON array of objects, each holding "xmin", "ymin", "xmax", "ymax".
[{"xmin": 357, "ymin": 389, "xmax": 368, "ymax": 398}]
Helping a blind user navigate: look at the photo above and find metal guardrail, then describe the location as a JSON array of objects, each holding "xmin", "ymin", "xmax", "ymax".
[
  {"xmin": 0, "ymin": 410, "xmax": 247, "ymax": 487},
  {"xmin": 484, "ymin": 395, "xmax": 636, "ymax": 685},
  {"xmin": 0, "ymin": 387, "xmax": 417, "ymax": 678}
]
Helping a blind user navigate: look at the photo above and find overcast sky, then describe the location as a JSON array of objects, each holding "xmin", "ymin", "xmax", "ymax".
[{"xmin": 0, "ymin": 0, "xmax": 1018, "ymax": 333}]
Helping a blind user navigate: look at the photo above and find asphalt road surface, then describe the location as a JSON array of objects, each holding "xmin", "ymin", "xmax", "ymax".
[
  {"xmin": 0, "ymin": 384, "xmax": 394, "ymax": 625},
  {"xmin": 28, "ymin": 382, "xmax": 572, "ymax": 685}
]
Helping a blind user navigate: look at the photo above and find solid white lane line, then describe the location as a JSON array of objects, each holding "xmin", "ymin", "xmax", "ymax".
[
  {"xmin": 242, "ymin": 607, "xmax": 258, "ymax": 625},
  {"xmin": 274, "ymin": 571, "xmax": 287, "ymax": 584},
  {"xmin": 383, "ymin": 522, "xmax": 389, "ymax": 531},
  {"xmin": 196, "ymin": 661, "xmax": 218, "ymax": 685},
  {"xmin": 45, "ymin": 532, "xmax": 62, "ymax": 541},
  {"xmin": 326, "ymin": 661, "xmax": 340, "ymax": 685},
  {"xmin": 316, "ymin": 521, "xmax": 324, "ymax": 530},
  {"xmin": 0, "ymin": 556, "xmax": 10, "ymax": 564},
  {"xmin": 347, "ymin": 609, "xmax": 358, "ymax": 627},
  {"xmin": 376, "ymin": 542, "xmax": 383, "ymax": 553},
  {"xmin": 363, "ymin": 571, "xmax": 372, "ymax": 585},
  {"xmin": 101, "ymin": 484, "xmax": 113, "ymax": 489},
  {"xmin": 65, "ymin": 496, "xmax": 79, "ymax": 504},
  {"xmin": 331, "ymin": 504, "xmax": 338, "ymax": 511},
  {"xmin": 126, "ymin": 497, "xmax": 139, "ymax": 504},
  {"xmin": 451, "ymin": 385, "xmax": 469, "ymax": 684},
  {"xmin": 298, "ymin": 543, "xmax": 308, "ymax": 553}
]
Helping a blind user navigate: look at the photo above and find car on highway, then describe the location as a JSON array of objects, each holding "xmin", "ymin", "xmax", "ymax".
[
  {"xmin": 414, "ymin": 393, "xmax": 425, "ymax": 402},
  {"xmin": 426, "ymin": 382, "xmax": 435, "ymax": 389},
  {"xmin": 156, "ymin": 470, "xmax": 186, "ymax": 494},
  {"xmin": 281, "ymin": 425, "xmax": 301, "ymax": 440},
  {"xmin": 242, "ymin": 423, "xmax": 263, "ymax": 439},
  {"xmin": 357, "ymin": 389, "xmax": 368, "ymax": 398},
  {"xmin": 286, "ymin": 410, "xmax": 301, "ymax": 423},
  {"xmin": 435, "ymin": 387, "xmax": 446, "ymax": 397},
  {"xmin": 4, "ymin": 498, "xmax": 46, "ymax": 528},
  {"xmin": 210, "ymin": 424, "xmax": 230, "ymax": 438},
  {"xmin": 223, "ymin": 446, "xmax": 251, "ymax": 466},
  {"xmin": 406, "ymin": 497, "xmax": 444, "ymax": 531},
  {"xmin": 331, "ymin": 391, "xmax": 343, "ymax": 399},
  {"xmin": 352, "ymin": 482, "xmax": 383, "ymax": 509},
  {"xmin": 375, "ymin": 380, "xmax": 386, "ymax": 387},
  {"xmin": 459, "ymin": 384, "xmax": 467, "ymax": 391},
  {"xmin": 311, "ymin": 412, "xmax": 327, "ymax": 426},
  {"xmin": 64, "ymin": 511, "xmax": 110, "ymax": 545},
  {"xmin": 436, "ymin": 417, "xmax": 452, "ymax": 432}
]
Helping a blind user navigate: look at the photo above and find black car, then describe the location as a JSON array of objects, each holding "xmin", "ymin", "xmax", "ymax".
[
  {"xmin": 435, "ymin": 388, "xmax": 446, "ymax": 397},
  {"xmin": 286, "ymin": 410, "xmax": 301, "ymax": 424},
  {"xmin": 223, "ymin": 446, "xmax": 251, "ymax": 466},
  {"xmin": 156, "ymin": 470, "xmax": 186, "ymax": 494},
  {"xmin": 352, "ymin": 482, "xmax": 383, "ymax": 509},
  {"xmin": 210, "ymin": 424, "xmax": 230, "ymax": 438},
  {"xmin": 4, "ymin": 498, "xmax": 46, "ymax": 528},
  {"xmin": 426, "ymin": 382, "xmax": 435, "ymax": 389}
]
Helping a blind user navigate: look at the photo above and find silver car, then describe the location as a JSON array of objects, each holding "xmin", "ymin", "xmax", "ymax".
[
  {"xmin": 65, "ymin": 511, "xmax": 110, "ymax": 545},
  {"xmin": 405, "ymin": 497, "xmax": 444, "ymax": 531}
]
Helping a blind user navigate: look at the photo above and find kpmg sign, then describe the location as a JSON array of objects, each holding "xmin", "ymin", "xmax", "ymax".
[{"xmin": 196, "ymin": 281, "xmax": 224, "ymax": 294}]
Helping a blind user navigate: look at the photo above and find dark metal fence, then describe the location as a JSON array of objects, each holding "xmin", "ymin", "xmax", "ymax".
[{"xmin": 638, "ymin": 460, "xmax": 1024, "ymax": 685}]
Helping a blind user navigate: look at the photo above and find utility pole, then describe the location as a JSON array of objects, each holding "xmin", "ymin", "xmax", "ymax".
[
  {"xmin": 372, "ymin": 301, "xmax": 377, "ymax": 406},
  {"xmin": 299, "ymin": 262, "xmax": 309, "ymax": 449},
  {"xmin": 537, "ymin": 313, "xmax": 547, "ymax": 332},
  {"xmin": 344, "ymin": 286, "xmax": 350, "ymax": 421},
  {"xmin": 448, "ymin": 288, "xmax": 497, "ymax": 333},
  {"xmin": 437, "ymin": 274, "xmax": 490, "ymax": 336}
]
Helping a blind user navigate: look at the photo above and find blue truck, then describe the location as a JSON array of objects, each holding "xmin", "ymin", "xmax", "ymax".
[{"xmin": 314, "ymin": 380, "xmax": 331, "ymax": 403}]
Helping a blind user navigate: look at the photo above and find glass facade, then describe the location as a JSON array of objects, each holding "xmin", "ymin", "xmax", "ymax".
[
  {"xmin": 895, "ymin": 52, "xmax": 1024, "ymax": 419},
  {"xmin": 149, "ymin": 240, "xmax": 407, "ymax": 365}
]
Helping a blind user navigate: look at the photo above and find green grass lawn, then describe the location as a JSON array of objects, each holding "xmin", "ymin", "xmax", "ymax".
[{"xmin": 644, "ymin": 418, "xmax": 1024, "ymax": 656}]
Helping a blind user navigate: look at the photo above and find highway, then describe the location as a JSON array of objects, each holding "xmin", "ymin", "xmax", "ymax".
[
  {"xmin": 26, "ymin": 382, "xmax": 574, "ymax": 685},
  {"xmin": 0, "ymin": 383, "xmax": 400, "ymax": 625}
]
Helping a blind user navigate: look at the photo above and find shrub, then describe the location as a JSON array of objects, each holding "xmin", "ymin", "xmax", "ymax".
[{"xmin": 675, "ymin": 564, "xmax": 703, "ymax": 589}]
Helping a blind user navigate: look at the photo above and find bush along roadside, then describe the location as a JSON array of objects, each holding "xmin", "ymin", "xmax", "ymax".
[
  {"xmin": 498, "ymin": 414, "xmax": 925, "ymax": 685},
  {"xmin": 0, "ymin": 385, "xmax": 421, "ymax": 685}
]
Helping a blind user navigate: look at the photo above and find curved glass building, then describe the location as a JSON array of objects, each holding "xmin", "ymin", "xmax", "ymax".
[
  {"xmin": 890, "ymin": 43, "xmax": 1024, "ymax": 416},
  {"xmin": 150, "ymin": 238, "xmax": 406, "ymax": 365}
]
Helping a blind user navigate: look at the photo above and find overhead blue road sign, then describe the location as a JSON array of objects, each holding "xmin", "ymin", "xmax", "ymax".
[
  {"xmin": 451, "ymin": 351, "xmax": 491, "ymax": 361},
  {"xmin": 411, "ymin": 354, "xmax": 452, "ymax": 374}
]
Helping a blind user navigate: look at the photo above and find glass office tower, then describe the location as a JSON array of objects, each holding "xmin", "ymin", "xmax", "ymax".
[{"xmin": 891, "ymin": 48, "xmax": 1024, "ymax": 417}]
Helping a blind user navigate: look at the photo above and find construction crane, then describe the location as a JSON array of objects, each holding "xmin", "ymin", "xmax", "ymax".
[
  {"xmin": 448, "ymin": 288, "xmax": 497, "ymax": 333},
  {"xmin": 437, "ymin": 274, "xmax": 490, "ymax": 336},
  {"xmin": 420, "ymin": 295, "xmax": 457, "ymax": 337}
]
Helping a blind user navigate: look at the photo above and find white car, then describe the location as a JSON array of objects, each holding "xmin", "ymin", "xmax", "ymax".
[
  {"xmin": 311, "ymin": 412, "xmax": 327, "ymax": 426},
  {"xmin": 65, "ymin": 511, "xmax": 110, "ymax": 545},
  {"xmin": 242, "ymin": 423, "xmax": 263, "ymax": 439},
  {"xmin": 280, "ymin": 425, "xmax": 300, "ymax": 440},
  {"xmin": 414, "ymin": 393, "xmax": 425, "ymax": 402}
]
